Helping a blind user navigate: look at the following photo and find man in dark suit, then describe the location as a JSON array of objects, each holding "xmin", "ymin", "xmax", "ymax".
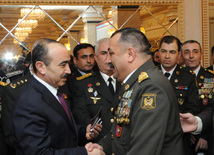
[
  {"xmin": 206, "ymin": 46, "xmax": 214, "ymax": 70},
  {"xmin": 99, "ymin": 28, "xmax": 184, "ymax": 155},
  {"xmin": 11, "ymin": 39, "xmax": 104, "ymax": 155},
  {"xmin": 180, "ymin": 40, "xmax": 214, "ymax": 155},
  {"xmin": 72, "ymin": 38, "xmax": 121, "ymax": 142}
]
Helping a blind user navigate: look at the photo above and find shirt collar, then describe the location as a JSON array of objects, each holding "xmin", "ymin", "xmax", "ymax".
[
  {"xmin": 123, "ymin": 69, "xmax": 137, "ymax": 84},
  {"xmin": 193, "ymin": 65, "xmax": 201, "ymax": 76},
  {"xmin": 161, "ymin": 64, "xmax": 177, "ymax": 79},
  {"xmin": 99, "ymin": 71, "xmax": 115, "ymax": 85}
]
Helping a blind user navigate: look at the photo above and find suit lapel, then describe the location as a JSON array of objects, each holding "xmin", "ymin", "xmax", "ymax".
[{"xmin": 31, "ymin": 78, "xmax": 78, "ymax": 136}]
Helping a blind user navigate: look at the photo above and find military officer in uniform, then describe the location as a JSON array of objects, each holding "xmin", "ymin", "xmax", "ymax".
[
  {"xmin": 98, "ymin": 28, "xmax": 184, "ymax": 155},
  {"xmin": 158, "ymin": 36, "xmax": 200, "ymax": 154},
  {"xmin": 181, "ymin": 40, "xmax": 214, "ymax": 155},
  {"xmin": 159, "ymin": 36, "xmax": 199, "ymax": 115},
  {"xmin": 72, "ymin": 38, "xmax": 121, "ymax": 142}
]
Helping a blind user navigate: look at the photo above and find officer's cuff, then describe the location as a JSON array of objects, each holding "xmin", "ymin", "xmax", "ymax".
[{"xmin": 191, "ymin": 116, "xmax": 202, "ymax": 135}]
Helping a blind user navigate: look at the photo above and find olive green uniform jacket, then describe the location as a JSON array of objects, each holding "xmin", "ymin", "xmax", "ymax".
[{"xmin": 99, "ymin": 60, "xmax": 184, "ymax": 155}]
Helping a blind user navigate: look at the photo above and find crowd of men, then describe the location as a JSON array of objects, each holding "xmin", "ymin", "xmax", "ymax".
[{"xmin": 0, "ymin": 27, "xmax": 213, "ymax": 155}]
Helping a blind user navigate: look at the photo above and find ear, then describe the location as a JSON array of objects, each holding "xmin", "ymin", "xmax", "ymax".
[
  {"xmin": 35, "ymin": 61, "xmax": 46, "ymax": 75},
  {"xmin": 127, "ymin": 47, "xmax": 136, "ymax": 63},
  {"xmin": 94, "ymin": 53, "xmax": 98, "ymax": 62},
  {"xmin": 73, "ymin": 57, "xmax": 77, "ymax": 65},
  {"xmin": 178, "ymin": 51, "xmax": 181, "ymax": 59}
]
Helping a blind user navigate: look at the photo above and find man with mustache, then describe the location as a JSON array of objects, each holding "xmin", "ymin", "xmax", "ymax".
[
  {"xmin": 98, "ymin": 28, "xmax": 184, "ymax": 155},
  {"xmin": 71, "ymin": 38, "xmax": 121, "ymax": 142},
  {"xmin": 11, "ymin": 39, "xmax": 104, "ymax": 155}
]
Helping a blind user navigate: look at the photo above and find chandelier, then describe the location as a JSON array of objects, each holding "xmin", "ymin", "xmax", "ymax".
[
  {"xmin": 15, "ymin": 27, "xmax": 32, "ymax": 34},
  {"xmin": 18, "ymin": 19, "xmax": 38, "ymax": 28},
  {"xmin": 20, "ymin": 8, "xmax": 46, "ymax": 20}
]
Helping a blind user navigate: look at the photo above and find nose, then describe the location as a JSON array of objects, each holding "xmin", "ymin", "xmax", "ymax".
[
  {"xmin": 86, "ymin": 56, "xmax": 92, "ymax": 63},
  {"xmin": 106, "ymin": 52, "xmax": 111, "ymax": 63},
  {"xmin": 65, "ymin": 63, "xmax": 71, "ymax": 74},
  {"xmin": 165, "ymin": 52, "xmax": 170, "ymax": 58},
  {"xmin": 189, "ymin": 51, "xmax": 194, "ymax": 58}
]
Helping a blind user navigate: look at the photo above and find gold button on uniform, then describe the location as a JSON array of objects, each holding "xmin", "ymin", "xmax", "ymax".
[
  {"xmin": 110, "ymin": 119, "xmax": 114, "ymax": 123},
  {"xmin": 111, "ymin": 107, "xmax": 114, "ymax": 112}
]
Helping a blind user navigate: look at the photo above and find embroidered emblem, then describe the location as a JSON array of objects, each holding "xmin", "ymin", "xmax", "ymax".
[
  {"xmin": 178, "ymin": 98, "xmax": 184, "ymax": 105},
  {"xmin": 116, "ymin": 125, "xmax": 122, "ymax": 137},
  {"xmin": 141, "ymin": 93, "xmax": 156, "ymax": 111},
  {"xmin": 138, "ymin": 72, "xmax": 149, "ymax": 83}
]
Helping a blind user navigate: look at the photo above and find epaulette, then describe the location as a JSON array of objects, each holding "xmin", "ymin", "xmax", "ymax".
[
  {"xmin": 207, "ymin": 69, "xmax": 214, "ymax": 75},
  {"xmin": 0, "ymin": 81, "xmax": 8, "ymax": 86},
  {"xmin": 138, "ymin": 72, "xmax": 149, "ymax": 83},
  {"xmin": 76, "ymin": 73, "xmax": 92, "ymax": 81},
  {"xmin": 180, "ymin": 66, "xmax": 195, "ymax": 75},
  {"xmin": 9, "ymin": 78, "xmax": 28, "ymax": 89},
  {"xmin": 6, "ymin": 70, "xmax": 23, "ymax": 78}
]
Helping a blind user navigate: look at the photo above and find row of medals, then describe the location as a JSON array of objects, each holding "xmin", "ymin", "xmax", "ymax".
[
  {"xmin": 114, "ymin": 90, "xmax": 133, "ymax": 125},
  {"xmin": 199, "ymin": 78, "xmax": 214, "ymax": 99}
]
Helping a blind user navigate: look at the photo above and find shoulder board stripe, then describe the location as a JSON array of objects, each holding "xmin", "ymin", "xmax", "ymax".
[{"xmin": 76, "ymin": 73, "xmax": 92, "ymax": 80}]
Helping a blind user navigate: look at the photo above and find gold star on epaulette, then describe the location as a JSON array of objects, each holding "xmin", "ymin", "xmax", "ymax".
[
  {"xmin": 138, "ymin": 72, "xmax": 149, "ymax": 83},
  {"xmin": 76, "ymin": 73, "xmax": 92, "ymax": 80}
]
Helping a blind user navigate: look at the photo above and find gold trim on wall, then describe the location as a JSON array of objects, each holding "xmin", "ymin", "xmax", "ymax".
[
  {"xmin": 0, "ymin": 0, "xmax": 182, "ymax": 5},
  {"xmin": 201, "ymin": 0, "xmax": 210, "ymax": 68}
]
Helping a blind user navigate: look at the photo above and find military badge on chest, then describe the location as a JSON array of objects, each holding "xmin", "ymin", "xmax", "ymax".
[
  {"xmin": 141, "ymin": 93, "xmax": 157, "ymax": 111},
  {"xmin": 88, "ymin": 83, "xmax": 101, "ymax": 104},
  {"xmin": 199, "ymin": 78, "xmax": 214, "ymax": 105},
  {"xmin": 115, "ymin": 89, "xmax": 133, "ymax": 126}
]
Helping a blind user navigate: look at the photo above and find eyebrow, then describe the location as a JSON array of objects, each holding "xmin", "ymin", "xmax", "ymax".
[{"xmin": 58, "ymin": 60, "xmax": 69, "ymax": 66}]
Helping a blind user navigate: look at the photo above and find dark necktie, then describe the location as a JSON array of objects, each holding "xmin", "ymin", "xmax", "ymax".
[
  {"xmin": 108, "ymin": 77, "xmax": 114, "ymax": 95},
  {"xmin": 164, "ymin": 72, "xmax": 170, "ymax": 78},
  {"xmin": 57, "ymin": 91, "xmax": 71, "ymax": 122}
]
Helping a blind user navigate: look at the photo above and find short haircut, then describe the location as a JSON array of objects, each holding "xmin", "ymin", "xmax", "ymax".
[
  {"xmin": 111, "ymin": 27, "xmax": 151, "ymax": 55},
  {"xmin": 32, "ymin": 38, "xmax": 60, "ymax": 73},
  {"xmin": 181, "ymin": 40, "xmax": 202, "ymax": 53},
  {"xmin": 73, "ymin": 43, "xmax": 94, "ymax": 59},
  {"xmin": 94, "ymin": 38, "xmax": 110, "ymax": 54},
  {"xmin": 159, "ymin": 35, "xmax": 182, "ymax": 51}
]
